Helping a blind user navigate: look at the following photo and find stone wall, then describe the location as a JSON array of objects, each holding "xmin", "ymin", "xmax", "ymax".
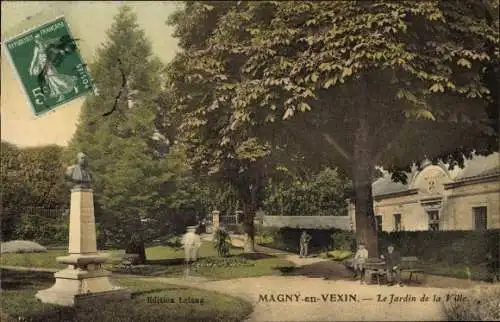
[
  {"xmin": 445, "ymin": 180, "xmax": 500, "ymax": 230},
  {"xmin": 262, "ymin": 215, "xmax": 352, "ymax": 230}
]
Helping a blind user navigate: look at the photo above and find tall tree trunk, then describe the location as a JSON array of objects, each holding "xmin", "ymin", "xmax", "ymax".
[
  {"xmin": 242, "ymin": 202, "xmax": 256, "ymax": 253},
  {"xmin": 353, "ymin": 116, "xmax": 379, "ymax": 257}
]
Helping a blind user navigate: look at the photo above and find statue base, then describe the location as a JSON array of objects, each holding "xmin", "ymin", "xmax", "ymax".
[{"xmin": 35, "ymin": 254, "xmax": 131, "ymax": 307}]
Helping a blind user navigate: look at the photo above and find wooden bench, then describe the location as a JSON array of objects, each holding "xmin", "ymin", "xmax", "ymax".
[
  {"xmin": 363, "ymin": 259, "xmax": 387, "ymax": 285},
  {"xmin": 400, "ymin": 256, "xmax": 424, "ymax": 282}
]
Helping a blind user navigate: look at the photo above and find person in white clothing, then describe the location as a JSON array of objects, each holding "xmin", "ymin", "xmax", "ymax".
[
  {"xmin": 182, "ymin": 226, "xmax": 201, "ymax": 277},
  {"xmin": 353, "ymin": 243, "xmax": 369, "ymax": 282}
]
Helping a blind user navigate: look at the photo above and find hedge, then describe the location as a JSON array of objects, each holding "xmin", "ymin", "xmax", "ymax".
[
  {"xmin": 256, "ymin": 226, "xmax": 500, "ymax": 281},
  {"xmin": 255, "ymin": 225, "xmax": 353, "ymax": 253},
  {"xmin": 379, "ymin": 230, "xmax": 500, "ymax": 266}
]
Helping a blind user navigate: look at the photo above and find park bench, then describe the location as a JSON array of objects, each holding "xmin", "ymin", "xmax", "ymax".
[
  {"xmin": 400, "ymin": 256, "xmax": 424, "ymax": 282},
  {"xmin": 345, "ymin": 256, "xmax": 424, "ymax": 285},
  {"xmin": 363, "ymin": 258, "xmax": 387, "ymax": 285}
]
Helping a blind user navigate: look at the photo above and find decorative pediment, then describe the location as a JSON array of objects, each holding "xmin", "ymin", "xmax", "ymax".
[{"xmin": 410, "ymin": 164, "xmax": 452, "ymax": 196}]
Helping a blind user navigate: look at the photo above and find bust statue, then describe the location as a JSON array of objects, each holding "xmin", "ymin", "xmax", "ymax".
[{"xmin": 65, "ymin": 152, "xmax": 92, "ymax": 188}]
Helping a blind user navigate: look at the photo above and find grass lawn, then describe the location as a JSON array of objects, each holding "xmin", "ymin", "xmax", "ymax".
[
  {"xmin": 0, "ymin": 268, "xmax": 253, "ymax": 322},
  {"xmin": 419, "ymin": 261, "xmax": 491, "ymax": 281},
  {"xmin": 1, "ymin": 241, "xmax": 296, "ymax": 280}
]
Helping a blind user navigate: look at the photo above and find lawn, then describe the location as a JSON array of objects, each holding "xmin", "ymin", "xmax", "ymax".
[
  {"xmin": 0, "ymin": 268, "xmax": 253, "ymax": 322},
  {"xmin": 419, "ymin": 261, "xmax": 491, "ymax": 281},
  {"xmin": 1, "ymin": 241, "xmax": 296, "ymax": 280}
]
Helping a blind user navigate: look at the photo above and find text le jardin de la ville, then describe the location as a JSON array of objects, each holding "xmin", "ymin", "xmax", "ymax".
[
  {"xmin": 256, "ymin": 292, "xmax": 467, "ymax": 305},
  {"xmin": 146, "ymin": 293, "xmax": 467, "ymax": 305}
]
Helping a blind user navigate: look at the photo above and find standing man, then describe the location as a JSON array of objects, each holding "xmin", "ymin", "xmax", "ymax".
[
  {"xmin": 381, "ymin": 244, "xmax": 403, "ymax": 286},
  {"xmin": 182, "ymin": 225, "xmax": 202, "ymax": 277},
  {"xmin": 299, "ymin": 230, "xmax": 312, "ymax": 258}
]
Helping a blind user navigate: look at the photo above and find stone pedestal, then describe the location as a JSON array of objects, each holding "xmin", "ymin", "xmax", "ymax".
[{"xmin": 36, "ymin": 188, "xmax": 131, "ymax": 306}]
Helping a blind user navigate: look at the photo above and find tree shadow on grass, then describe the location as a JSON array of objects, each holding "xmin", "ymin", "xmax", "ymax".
[
  {"xmin": 131, "ymin": 286, "xmax": 189, "ymax": 298},
  {"xmin": 0, "ymin": 269, "xmax": 53, "ymax": 290},
  {"xmin": 237, "ymin": 253, "xmax": 275, "ymax": 260},
  {"xmin": 146, "ymin": 258, "xmax": 185, "ymax": 265},
  {"xmin": 280, "ymin": 261, "xmax": 355, "ymax": 280}
]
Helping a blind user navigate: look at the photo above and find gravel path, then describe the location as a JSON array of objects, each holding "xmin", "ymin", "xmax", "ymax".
[
  {"xmin": 141, "ymin": 275, "xmax": 459, "ymax": 321},
  {"xmin": 142, "ymin": 235, "xmax": 467, "ymax": 321}
]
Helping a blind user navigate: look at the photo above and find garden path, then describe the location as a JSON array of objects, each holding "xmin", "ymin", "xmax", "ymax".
[{"xmin": 140, "ymin": 274, "xmax": 456, "ymax": 321}]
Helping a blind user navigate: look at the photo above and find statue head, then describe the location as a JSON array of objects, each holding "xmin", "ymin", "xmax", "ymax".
[
  {"xmin": 76, "ymin": 152, "xmax": 88, "ymax": 168},
  {"xmin": 66, "ymin": 152, "xmax": 91, "ymax": 188}
]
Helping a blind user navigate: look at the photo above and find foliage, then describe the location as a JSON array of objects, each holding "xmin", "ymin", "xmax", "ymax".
[
  {"xmin": 124, "ymin": 232, "xmax": 146, "ymax": 263},
  {"xmin": 194, "ymin": 256, "xmax": 254, "ymax": 268},
  {"xmin": 264, "ymin": 167, "xmax": 350, "ymax": 216},
  {"xmin": 13, "ymin": 214, "xmax": 68, "ymax": 246},
  {"xmin": 214, "ymin": 228, "xmax": 231, "ymax": 257},
  {"xmin": 331, "ymin": 231, "xmax": 357, "ymax": 252},
  {"xmin": 259, "ymin": 227, "xmax": 346, "ymax": 253},
  {"xmin": 66, "ymin": 6, "xmax": 209, "ymax": 252},
  {"xmin": 0, "ymin": 142, "xmax": 69, "ymax": 209},
  {"xmin": 164, "ymin": 0, "xmax": 499, "ymax": 257},
  {"xmin": 254, "ymin": 235, "xmax": 274, "ymax": 245},
  {"xmin": 326, "ymin": 250, "xmax": 353, "ymax": 261},
  {"xmin": 379, "ymin": 230, "xmax": 499, "ymax": 264},
  {"xmin": 444, "ymin": 286, "xmax": 500, "ymax": 321},
  {"xmin": 1, "ymin": 141, "xmax": 69, "ymax": 241},
  {"xmin": 165, "ymin": 1, "xmax": 270, "ymax": 253}
]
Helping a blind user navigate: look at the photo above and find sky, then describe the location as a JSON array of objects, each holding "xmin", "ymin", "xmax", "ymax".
[{"xmin": 1, "ymin": 1, "xmax": 181, "ymax": 147}]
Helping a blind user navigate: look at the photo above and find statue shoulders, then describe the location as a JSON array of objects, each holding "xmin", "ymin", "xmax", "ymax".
[{"xmin": 66, "ymin": 165, "xmax": 75, "ymax": 175}]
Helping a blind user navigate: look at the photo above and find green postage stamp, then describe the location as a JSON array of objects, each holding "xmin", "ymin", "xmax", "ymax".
[{"xmin": 3, "ymin": 16, "xmax": 93, "ymax": 116}]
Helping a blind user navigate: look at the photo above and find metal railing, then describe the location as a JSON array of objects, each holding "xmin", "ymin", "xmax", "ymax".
[{"xmin": 2, "ymin": 206, "xmax": 69, "ymax": 219}]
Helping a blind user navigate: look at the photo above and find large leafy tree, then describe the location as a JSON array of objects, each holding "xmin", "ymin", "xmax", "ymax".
[
  {"xmin": 1, "ymin": 141, "xmax": 69, "ymax": 240},
  {"xmin": 165, "ymin": 1, "xmax": 271, "ymax": 252},
  {"xmin": 165, "ymin": 1, "xmax": 499, "ymax": 256},
  {"xmin": 67, "ymin": 6, "xmax": 181, "ymax": 260},
  {"xmin": 264, "ymin": 167, "xmax": 351, "ymax": 217}
]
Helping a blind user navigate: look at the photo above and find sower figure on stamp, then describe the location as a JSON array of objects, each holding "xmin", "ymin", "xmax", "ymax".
[
  {"xmin": 182, "ymin": 226, "xmax": 201, "ymax": 277},
  {"xmin": 381, "ymin": 244, "xmax": 403, "ymax": 286},
  {"xmin": 352, "ymin": 243, "xmax": 369, "ymax": 283},
  {"xmin": 299, "ymin": 231, "xmax": 312, "ymax": 258}
]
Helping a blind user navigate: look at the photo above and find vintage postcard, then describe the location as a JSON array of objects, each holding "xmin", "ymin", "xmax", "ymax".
[{"xmin": 1, "ymin": 1, "xmax": 499, "ymax": 322}]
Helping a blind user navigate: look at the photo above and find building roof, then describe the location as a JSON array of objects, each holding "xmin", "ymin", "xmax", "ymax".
[
  {"xmin": 372, "ymin": 175, "xmax": 410, "ymax": 196},
  {"xmin": 455, "ymin": 153, "xmax": 500, "ymax": 181},
  {"xmin": 373, "ymin": 152, "xmax": 500, "ymax": 197}
]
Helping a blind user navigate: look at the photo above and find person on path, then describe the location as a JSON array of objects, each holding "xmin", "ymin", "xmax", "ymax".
[
  {"xmin": 381, "ymin": 244, "xmax": 403, "ymax": 286},
  {"xmin": 182, "ymin": 225, "xmax": 202, "ymax": 277},
  {"xmin": 299, "ymin": 231, "xmax": 312, "ymax": 258}
]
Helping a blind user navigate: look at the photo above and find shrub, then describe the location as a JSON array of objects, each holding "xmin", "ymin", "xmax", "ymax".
[
  {"xmin": 194, "ymin": 256, "xmax": 254, "ymax": 268},
  {"xmin": 331, "ymin": 231, "xmax": 356, "ymax": 251},
  {"xmin": 255, "ymin": 227, "xmax": 348, "ymax": 253},
  {"xmin": 125, "ymin": 233, "xmax": 146, "ymax": 264},
  {"xmin": 13, "ymin": 214, "xmax": 68, "ymax": 246},
  {"xmin": 214, "ymin": 229, "xmax": 231, "ymax": 257},
  {"xmin": 328, "ymin": 250, "xmax": 353, "ymax": 261},
  {"xmin": 444, "ymin": 286, "xmax": 500, "ymax": 321},
  {"xmin": 225, "ymin": 224, "xmax": 245, "ymax": 235},
  {"xmin": 255, "ymin": 235, "xmax": 274, "ymax": 245},
  {"xmin": 0, "ymin": 240, "xmax": 47, "ymax": 253}
]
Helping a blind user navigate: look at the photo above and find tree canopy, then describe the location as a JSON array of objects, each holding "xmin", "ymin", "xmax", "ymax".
[{"xmin": 164, "ymin": 0, "xmax": 499, "ymax": 255}]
